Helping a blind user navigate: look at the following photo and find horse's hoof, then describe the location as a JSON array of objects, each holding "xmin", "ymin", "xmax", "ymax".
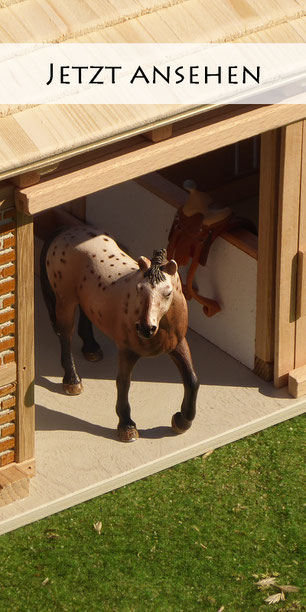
[
  {"xmin": 63, "ymin": 382, "xmax": 83, "ymax": 395},
  {"xmin": 117, "ymin": 427, "xmax": 139, "ymax": 443},
  {"xmin": 82, "ymin": 349, "xmax": 103, "ymax": 362},
  {"xmin": 171, "ymin": 412, "xmax": 192, "ymax": 434}
]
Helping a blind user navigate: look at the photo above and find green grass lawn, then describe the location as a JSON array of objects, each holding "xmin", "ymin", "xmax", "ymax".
[{"xmin": 0, "ymin": 415, "xmax": 305, "ymax": 612}]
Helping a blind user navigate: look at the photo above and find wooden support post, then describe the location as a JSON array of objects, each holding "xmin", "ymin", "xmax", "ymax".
[
  {"xmin": 295, "ymin": 120, "xmax": 306, "ymax": 369},
  {"xmin": 254, "ymin": 130, "xmax": 280, "ymax": 381},
  {"xmin": 15, "ymin": 210, "xmax": 35, "ymax": 462},
  {"xmin": 274, "ymin": 122, "xmax": 303, "ymax": 388}
]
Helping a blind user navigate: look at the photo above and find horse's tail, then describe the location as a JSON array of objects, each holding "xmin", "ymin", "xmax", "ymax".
[{"xmin": 39, "ymin": 226, "xmax": 68, "ymax": 333}]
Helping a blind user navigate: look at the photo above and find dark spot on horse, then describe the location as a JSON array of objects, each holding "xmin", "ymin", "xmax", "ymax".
[
  {"xmin": 90, "ymin": 270, "xmax": 94, "ymax": 274},
  {"xmin": 53, "ymin": 251, "xmax": 55, "ymax": 256},
  {"xmin": 58, "ymin": 270, "xmax": 62, "ymax": 279},
  {"xmin": 102, "ymin": 287, "xmax": 106, "ymax": 291},
  {"xmin": 98, "ymin": 282, "xmax": 102, "ymax": 287},
  {"xmin": 60, "ymin": 258, "xmax": 66, "ymax": 264},
  {"xmin": 80, "ymin": 284, "xmax": 83, "ymax": 289},
  {"xmin": 108, "ymin": 275, "xmax": 112, "ymax": 278},
  {"xmin": 92, "ymin": 254, "xmax": 96, "ymax": 258},
  {"xmin": 54, "ymin": 245, "xmax": 57, "ymax": 250},
  {"xmin": 54, "ymin": 272, "xmax": 57, "ymax": 279},
  {"xmin": 124, "ymin": 309, "xmax": 128, "ymax": 315},
  {"xmin": 122, "ymin": 262, "xmax": 127, "ymax": 265},
  {"xmin": 62, "ymin": 251, "xmax": 65, "ymax": 256},
  {"xmin": 103, "ymin": 249, "xmax": 107, "ymax": 253},
  {"xmin": 118, "ymin": 272, "xmax": 121, "ymax": 276},
  {"xmin": 121, "ymin": 253, "xmax": 126, "ymax": 257},
  {"xmin": 47, "ymin": 260, "xmax": 50, "ymax": 266},
  {"xmin": 110, "ymin": 264, "xmax": 114, "ymax": 267},
  {"xmin": 131, "ymin": 267, "xmax": 136, "ymax": 270},
  {"xmin": 111, "ymin": 281, "xmax": 115, "ymax": 285},
  {"xmin": 83, "ymin": 276, "xmax": 86, "ymax": 282},
  {"xmin": 104, "ymin": 238, "xmax": 109, "ymax": 242},
  {"xmin": 116, "ymin": 258, "xmax": 120, "ymax": 261},
  {"xmin": 109, "ymin": 255, "xmax": 114, "ymax": 259},
  {"xmin": 127, "ymin": 293, "xmax": 130, "ymax": 299},
  {"xmin": 97, "ymin": 275, "xmax": 101, "ymax": 280}
]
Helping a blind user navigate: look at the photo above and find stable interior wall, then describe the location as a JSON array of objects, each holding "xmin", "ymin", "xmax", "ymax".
[{"xmin": 86, "ymin": 180, "xmax": 257, "ymax": 370}]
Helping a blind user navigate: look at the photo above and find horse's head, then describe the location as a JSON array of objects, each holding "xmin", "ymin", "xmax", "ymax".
[{"xmin": 134, "ymin": 249, "xmax": 178, "ymax": 339}]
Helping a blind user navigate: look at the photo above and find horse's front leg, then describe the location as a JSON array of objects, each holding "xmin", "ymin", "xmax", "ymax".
[
  {"xmin": 170, "ymin": 337, "xmax": 199, "ymax": 434},
  {"xmin": 116, "ymin": 350, "xmax": 139, "ymax": 442},
  {"xmin": 56, "ymin": 302, "xmax": 83, "ymax": 395}
]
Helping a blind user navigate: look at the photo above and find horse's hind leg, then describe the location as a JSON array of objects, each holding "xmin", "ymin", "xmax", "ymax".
[
  {"xmin": 78, "ymin": 307, "xmax": 103, "ymax": 362},
  {"xmin": 56, "ymin": 301, "xmax": 83, "ymax": 395},
  {"xmin": 170, "ymin": 337, "xmax": 199, "ymax": 434},
  {"xmin": 116, "ymin": 350, "xmax": 139, "ymax": 442}
]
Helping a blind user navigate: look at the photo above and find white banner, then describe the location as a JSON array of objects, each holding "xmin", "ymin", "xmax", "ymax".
[{"xmin": 0, "ymin": 43, "xmax": 305, "ymax": 105}]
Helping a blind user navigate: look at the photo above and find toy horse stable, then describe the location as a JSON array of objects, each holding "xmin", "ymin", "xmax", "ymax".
[
  {"xmin": 0, "ymin": 1, "xmax": 305, "ymax": 512},
  {"xmin": 40, "ymin": 227, "xmax": 198, "ymax": 442}
]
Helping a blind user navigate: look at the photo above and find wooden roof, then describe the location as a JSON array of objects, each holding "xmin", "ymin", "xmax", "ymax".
[{"xmin": 0, "ymin": 0, "xmax": 305, "ymax": 178}]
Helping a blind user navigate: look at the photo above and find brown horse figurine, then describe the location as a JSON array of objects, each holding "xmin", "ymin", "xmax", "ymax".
[{"xmin": 40, "ymin": 224, "xmax": 199, "ymax": 442}]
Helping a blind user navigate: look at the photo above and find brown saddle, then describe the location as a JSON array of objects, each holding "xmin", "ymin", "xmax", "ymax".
[{"xmin": 167, "ymin": 186, "xmax": 254, "ymax": 317}]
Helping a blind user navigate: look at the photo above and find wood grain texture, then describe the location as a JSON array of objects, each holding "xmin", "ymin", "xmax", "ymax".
[
  {"xmin": 15, "ymin": 210, "xmax": 35, "ymax": 462},
  {"xmin": 15, "ymin": 105, "xmax": 306, "ymax": 215},
  {"xmin": 288, "ymin": 365, "xmax": 306, "ymax": 398},
  {"xmin": 295, "ymin": 120, "xmax": 306, "ymax": 368},
  {"xmin": 274, "ymin": 122, "xmax": 303, "ymax": 388},
  {"xmin": 0, "ymin": 0, "xmax": 305, "ymax": 178},
  {"xmin": 0, "ymin": 362, "xmax": 16, "ymax": 387},
  {"xmin": 0, "ymin": 464, "xmax": 29, "ymax": 507},
  {"xmin": 255, "ymin": 130, "xmax": 280, "ymax": 373},
  {"xmin": 144, "ymin": 125, "xmax": 173, "ymax": 142}
]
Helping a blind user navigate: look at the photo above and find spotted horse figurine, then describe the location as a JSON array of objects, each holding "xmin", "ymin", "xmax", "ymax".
[{"xmin": 40, "ymin": 225, "xmax": 199, "ymax": 442}]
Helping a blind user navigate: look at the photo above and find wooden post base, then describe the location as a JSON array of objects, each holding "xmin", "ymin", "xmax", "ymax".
[
  {"xmin": 0, "ymin": 459, "xmax": 35, "ymax": 506},
  {"xmin": 253, "ymin": 356, "xmax": 274, "ymax": 382},
  {"xmin": 288, "ymin": 366, "xmax": 306, "ymax": 398}
]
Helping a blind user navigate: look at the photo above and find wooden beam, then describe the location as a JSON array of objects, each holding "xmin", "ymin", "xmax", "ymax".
[
  {"xmin": 274, "ymin": 122, "xmax": 303, "ymax": 388},
  {"xmin": 295, "ymin": 120, "xmax": 306, "ymax": 368},
  {"xmin": 15, "ymin": 210, "xmax": 35, "ymax": 463},
  {"xmin": 15, "ymin": 105, "xmax": 306, "ymax": 215},
  {"xmin": 10, "ymin": 171, "xmax": 41, "ymax": 189},
  {"xmin": 144, "ymin": 125, "xmax": 173, "ymax": 142},
  {"xmin": 254, "ymin": 130, "xmax": 280, "ymax": 381}
]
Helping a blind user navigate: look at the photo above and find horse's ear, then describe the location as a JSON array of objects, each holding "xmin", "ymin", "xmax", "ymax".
[
  {"xmin": 138, "ymin": 256, "xmax": 151, "ymax": 272},
  {"xmin": 161, "ymin": 259, "xmax": 178, "ymax": 276}
]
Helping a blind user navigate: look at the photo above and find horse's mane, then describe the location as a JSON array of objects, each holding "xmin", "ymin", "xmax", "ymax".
[{"xmin": 144, "ymin": 249, "xmax": 168, "ymax": 286}]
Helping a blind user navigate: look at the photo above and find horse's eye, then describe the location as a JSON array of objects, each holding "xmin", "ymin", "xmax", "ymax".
[{"xmin": 165, "ymin": 291, "xmax": 172, "ymax": 299}]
